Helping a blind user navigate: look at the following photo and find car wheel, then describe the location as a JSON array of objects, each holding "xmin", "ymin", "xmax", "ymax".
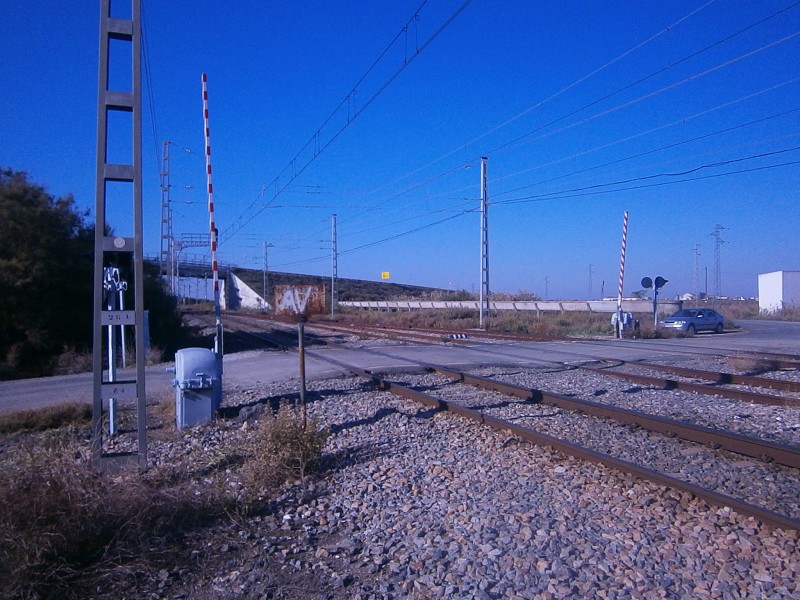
[
  {"xmin": 715, "ymin": 323, "xmax": 723, "ymax": 334},
  {"xmin": 686, "ymin": 324, "xmax": 696, "ymax": 336}
]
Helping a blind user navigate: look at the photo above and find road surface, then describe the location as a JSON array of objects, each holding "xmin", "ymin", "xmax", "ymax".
[{"xmin": 1, "ymin": 320, "xmax": 797, "ymax": 414}]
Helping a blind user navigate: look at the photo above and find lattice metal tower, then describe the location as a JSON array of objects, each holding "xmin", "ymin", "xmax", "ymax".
[
  {"xmin": 693, "ymin": 244, "xmax": 701, "ymax": 298},
  {"xmin": 331, "ymin": 213, "xmax": 338, "ymax": 316},
  {"xmin": 479, "ymin": 157, "xmax": 489, "ymax": 328},
  {"xmin": 709, "ymin": 224, "xmax": 726, "ymax": 297},
  {"xmin": 159, "ymin": 140, "xmax": 172, "ymax": 285},
  {"xmin": 92, "ymin": 0, "xmax": 147, "ymax": 467}
]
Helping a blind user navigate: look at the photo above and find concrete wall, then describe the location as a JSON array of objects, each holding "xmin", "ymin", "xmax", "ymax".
[
  {"xmin": 172, "ymin": 276, "xmax": 227, "ymax": 309},
  {"xmin": 227, "ymin": 273, "xmax": 267, "ymax": 310},
  {"xmin": 339, "ymin": 298, "xmax": 682, "ymax": 316},
  {"xmin": 759, "ymin": 271, "xmax": 800, "ymax": 313}
]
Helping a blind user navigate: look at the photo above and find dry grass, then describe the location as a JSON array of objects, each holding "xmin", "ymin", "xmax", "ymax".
[
  {"xmin": 0, "ymin": 400, "xmax": 329, "ymax": 599},
  {"xmin": 0, "ymin": 432, "xmax": 220, "ymax": 598},
  {"xmin": 339, "ymin": 307, "xmax": 642, "ymax": 338},
  {"xmin": 726, "ymin": 355, "xmax": 782, "ymax": 375},
  {"xmin": 241, "ymin": 405, "xmax": 329, "ymax": 497},
  {"xmin": 0, "ymin": 402, "xmax": 91, "ymax": 434}
]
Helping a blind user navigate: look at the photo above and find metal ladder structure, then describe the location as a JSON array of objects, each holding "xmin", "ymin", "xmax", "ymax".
[
  {"xmin": 91, "ymin": 0, "xmax": 147, "ymax": 468},
  {"xmin": 159, "ymin": 140, "xmax": 173, "ymax": 287}
]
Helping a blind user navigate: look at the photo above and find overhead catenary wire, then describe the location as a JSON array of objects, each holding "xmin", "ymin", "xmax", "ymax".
[
  {"xmin": 208, "ymin": 2, "xmax": 798, "ymax": 279},
  {"xmin": 219, "ymin": 0, "xmax": 476, "ymax": 246},
  {"xmin": 492, "ymin": 96, "xmax": 800, "ymax": 199},
  {"xmin": 363, "ymin": 0, "xmax": 722, "ymax": 201},
  {"xmin": 330, "ymin": 3, "xmax": 800, "ymax": 233},
  {"xmin": 494, "ymin": 148, "xmax": 800, "ymax": 207},
  {"xmin": 140, "ymin": 0, "xmax": 161, "ymax": 179}
]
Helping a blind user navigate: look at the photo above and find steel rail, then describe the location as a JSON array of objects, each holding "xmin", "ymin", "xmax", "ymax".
[
  {"xmin": 608, "ymin": 360, "xmax": 800, "ymax": 393},
  {"xmin": 305, "ymin": 321, "xmax": 800, "ymax": 395},
  {"xmin": 432, "ymin": 367, "xmax": 800, "ymax": 469},
  {"xmin": 312, "ymin": 319, "xmax": 800, "ymax": 369},
  {"xmin": 568, "ymin": 337, "xmax": 800, "ymax": 371},
  {"xmin": 245, "ymin": 321, "xmax": 800, "ymax": 468},
  {"xmin": 233, "ymin": 317, "xmax": 800, "ymax": 406},
  {"xmin": 580, "ymin": 364, "xmax": 799, "ymax": 407},
  {"xmin": 313, "ymin": 355, "xmax": 800, "ymax": 532},
  {"xmin": 213, "ymin": 318, "xmax": 800, "ymax": 531}
]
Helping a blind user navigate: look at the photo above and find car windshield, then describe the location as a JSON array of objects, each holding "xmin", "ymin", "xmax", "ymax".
[{"xmin": 671, "ymin": 309, "xmax": 699, "ymax": 318}]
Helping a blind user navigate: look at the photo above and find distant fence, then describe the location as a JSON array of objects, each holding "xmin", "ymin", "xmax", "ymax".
[{"xmin": 339, "ymin": 299, "xmax": 682, "ymax": 316}]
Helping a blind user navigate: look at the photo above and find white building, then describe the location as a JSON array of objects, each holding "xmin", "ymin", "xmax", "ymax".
[{"xmin": 758, "ymin": 270, "xmax": 800, "ymax": 313}]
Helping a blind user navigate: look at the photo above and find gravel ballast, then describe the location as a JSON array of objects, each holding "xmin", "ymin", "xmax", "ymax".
[{"xmin": 135, "ymin": 368, "xmax": 800, "ymax": 599}]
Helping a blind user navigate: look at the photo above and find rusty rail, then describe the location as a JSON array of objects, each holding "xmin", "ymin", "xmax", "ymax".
[
  {"xmin": 213, "ymin": 318, "xmax": 800, "ymax": 531},
  {"xmin": 364, "ymin": 368, "xmax": 800, "ymax": 532},
  {"xmin": 432, "ymin": 367, "xmax": 800, "ymax": 469},
  {"xmin": 581, "ymin": 364, "xmax": 799, "ymax": 407},
  {"xmin": 613, "ymin": 360, "xmax": 800, "ymax": 393}
]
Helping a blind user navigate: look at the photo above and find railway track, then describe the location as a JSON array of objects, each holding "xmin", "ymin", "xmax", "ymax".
[
  {"xmin": 303, "ymin": 320, "xmax": 800, "ymax": 407},
  {"xmin": 214, "ymin": 313, "xmax": 800, "ymax": 531}
]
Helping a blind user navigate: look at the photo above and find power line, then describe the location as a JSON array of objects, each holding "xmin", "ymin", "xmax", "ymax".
[
  {"xmin": 364, "ymin": 0, "xmax": 721, "ymax": 200},
  {"xmin": 495, "ymin": 157, "xmax": 800, "ymax": 206},
  {"xmin": 140, "ymin": 0, "xmax": 160, "ymax": 178},
  {"xmin": 219, "ymin": 0, "xmax": 475, "ymax": 245},
  {"xmin": 325, "ymin": 4, "xmax": 800, "ymax": 234},
  {"xmin": 494, "ymin": 90, "xmax": 800, "ymax": 197}
]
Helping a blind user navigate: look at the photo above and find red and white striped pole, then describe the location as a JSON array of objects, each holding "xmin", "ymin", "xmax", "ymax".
[
  {"xmin": 616, "ymin": 210, "xmax": 629, "ymax": 338},
  {"xmin": 202, "ymin": 72, "xmax": 222, "ymax": 356}
]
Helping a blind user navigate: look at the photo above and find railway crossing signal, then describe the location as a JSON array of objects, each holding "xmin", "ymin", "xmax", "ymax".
[{"xmin": 642, "ymin": 276, "xmax": 668, "ymax": 327}]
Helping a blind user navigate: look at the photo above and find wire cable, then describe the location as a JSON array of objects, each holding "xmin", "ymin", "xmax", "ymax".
[{"xmin": 219, "ymin": 0, "xmax": 475, "ymax": 245}]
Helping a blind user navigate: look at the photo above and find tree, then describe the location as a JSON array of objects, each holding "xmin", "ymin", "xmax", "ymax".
[
  {"xmin": 0, "ymin": 168, "xmax": 183, "ymax": 379},
  {"xmin": 0, "ymin": 169, "xmax": 93, "ymax": 377}
]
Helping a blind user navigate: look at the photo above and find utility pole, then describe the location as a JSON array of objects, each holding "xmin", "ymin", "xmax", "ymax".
[
  {"xmin": 92, "ymin": 0, "xmax": 147, "ymax": 468},
  {"xmin": 709, "ymin": 224, "xmax": 726, "ymax": 298},
  {"xmin": 331, "ymin": 213, "xmax": 338, "ymax": 317},
  {"xmin": 588, "ymin": 264, "xmax": 595, "ymax": 299},
  {"xmin": 544, "ymin": 276, "xmax": 549, "ymax": 300},
  {"xmin": 693, "ymin": 244, "xmax": 701, "ymax": 298},
  {"xmin": 159, "ymin": 140, "xmax": 172, "ymax": 288},
  {"xmin": 262, "ymin": 241, "xmax": 274, "ymax": 311},
  {"xmin": 479, "ymin": 157, "xmax": 489, "ymax": 329}
]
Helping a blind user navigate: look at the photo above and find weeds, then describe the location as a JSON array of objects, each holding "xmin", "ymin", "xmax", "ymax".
[
  {"xmin": 726, "ymin": 355, "xmax": 781, "ymax": 375},
  {"xmin": 0, "ymin": 399, "xmax": 330, "ymax": 599},
  {"xmin": 242, "ymin": 404, "xmax": 328, "ymax": 495},
  {"xmin": 0, "ymin": 402, "xmax": 91, "ymax": 434}
]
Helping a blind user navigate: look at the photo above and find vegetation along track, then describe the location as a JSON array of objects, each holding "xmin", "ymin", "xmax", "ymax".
[{"xmin": 215, "ymin": 313, "xmax": 800, "ymax": 531}]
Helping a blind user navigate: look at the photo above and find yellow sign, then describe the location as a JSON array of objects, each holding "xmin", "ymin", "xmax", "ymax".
[{"xmin": 381, "ymin": 271, "xmax": 390, "ymax": 280}]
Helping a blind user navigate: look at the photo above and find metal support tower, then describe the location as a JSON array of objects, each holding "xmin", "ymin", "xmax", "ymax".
[
  {"xmin": 693, "ymin": 244, "xmax": 701, "ymax": 298},
  {"xmin": 159, "ymin": 140, "xmax": 172, "ymax": 285},
  {"xmin": 709, "ymin": 224, "xmax": 726, "ymax": 297},
  {"xmin": 331, "ymin": 213, "xmax": 338, "ymax": 317},
  {"xmin": 92, "ymin": 0, "xmax": 147, "ymax": 468},
  {"xmin": 172, "ymin": 233, "xmax": 210, "ymax": 301},
  {"xmin": 262, "ymin": 240, "xmax": 274, "ymax": 311},
  {"xmin": 479, "ymin": 157, "xmax": 489, "ymax": 329}
]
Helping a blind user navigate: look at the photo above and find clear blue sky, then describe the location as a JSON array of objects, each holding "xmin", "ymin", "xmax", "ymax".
[{"xmin": 2, "ymin": 0, "xmax": 798, "ymax": 299}]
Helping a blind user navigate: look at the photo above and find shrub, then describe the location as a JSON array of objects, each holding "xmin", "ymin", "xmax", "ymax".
[{"xmin": 243, "ymin": 404, "xmax": 328, "ymax": 492}]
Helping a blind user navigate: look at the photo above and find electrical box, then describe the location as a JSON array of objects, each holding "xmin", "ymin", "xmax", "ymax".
[{"xmin": 173, "ymin": 348, "xmax": 221, "ymax": 429}]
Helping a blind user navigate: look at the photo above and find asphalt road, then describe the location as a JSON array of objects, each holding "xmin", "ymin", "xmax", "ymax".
[{"xmin": 1, "ymin": 320, "xmax": 797, "ymax": 415}]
